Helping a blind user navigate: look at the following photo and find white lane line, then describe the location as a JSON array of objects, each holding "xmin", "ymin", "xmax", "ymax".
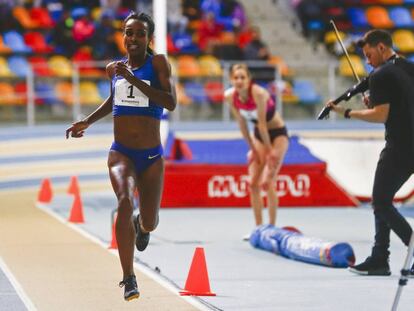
[
  {"xmin": 36, "ymin": 203, "xmax": 214, "ymax": 311},
  {"xmin": 0, "ymin": 256, "xmax": 37, "ymax": 311}
]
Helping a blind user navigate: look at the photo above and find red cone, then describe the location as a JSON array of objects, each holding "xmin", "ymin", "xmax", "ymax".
[
  {"xmin": 68, "ymin": 193, "xmax": 84, "ymax": 223},
  {"xmin": 67, "ymin": 176, "xmax": 79, "ymax": 196},
  {"xmin": 108, "ymin": 214, "xmax": 118, "ymax": 249},
  {"xmin": 179, "ymin": 247, "xmax": 216, "ymax": 296},
  {"xmin": 37, "ymin": 178, "xmax": 53, "ymax": 203}
]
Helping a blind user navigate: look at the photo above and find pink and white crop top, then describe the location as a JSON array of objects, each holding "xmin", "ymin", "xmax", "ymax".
[{"xmin": 233, "ymin": 83, "xmax": 275, "ymax": 124}]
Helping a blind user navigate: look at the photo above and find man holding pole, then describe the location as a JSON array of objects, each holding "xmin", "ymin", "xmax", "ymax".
[{"xmin": 326, "ymin": 29, "xmax": 414, "ymax": 275}]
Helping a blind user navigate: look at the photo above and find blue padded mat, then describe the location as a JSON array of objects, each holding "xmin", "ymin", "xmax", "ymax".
[{"xmin": 167, "ymin": 135, "xmax": 323, "ymax": 165}]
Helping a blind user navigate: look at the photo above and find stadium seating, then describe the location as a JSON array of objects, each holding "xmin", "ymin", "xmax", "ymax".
[
  {"xmin": 79, "ymin": 81, "xmax": 102, "ymax": 105},
  {"xmin": 30, "ymin": 7, "xmax": 54, "ymax": 28},
  {"xmin": 48, "ymin": 55, "xmax": 73, "ymax": 77},
  {"xmin": 184, "ymin": 81, "xmax": 208, "ymax": 104},
  {"xmin": 389, "ymin": 7, "xmax": 414, "ymax": 27},
  {"xmin": 392, "ymin": 30, "xmax": 414, "ymax": 53},
  {"xmin": 177, "ymin": 55, "xmax": 201, "ymax": 78},
  {"xmin": 97, "ymin": 80, "xmax": 110, "ymax": 99},
  {"xmin": 347, "ymin": 8, "xmax": 370, "ymax": 28},
  {"xmin": 199, "ymin": 55, "xmax": 222, "ymax": 77},
  {"xmin": 55, "ymin": 81, "xmax": 73, "ymax": 105},
  {"xmin": 24, "ymin": 32, "xmax": 54, "ymax": 53},
  {"xmin": 0, "ymin": 35, "xmax": 12, "ymax": 54},
  {"xmin": 14, "ymin": 82, "xmax": 27, "ymax": 105},
  {"xmin": 12, "ymin": 7, "xmax": 38, "ymax": 29},
  {"xmin": 366, "ymin": 6, "xmax": 394, "ymax": 28},
  {"xmin": 0, "ymin": 57, "xmax": 14, "ymax": 77},
  {"xmin": 176, "ymin": 83, "xmax": 192, "ymax": 106},
  {"xmin": 8, "ymin": 56, "xmax": 30, "ymax": 77},
  {"xmin": 339, "ymin": 54, "xmax": 366, "ymax": 77},
  {"xmin": 204, "ymin": 81, "xmax": 224, "ymax": 104},
  {"xmin": 0, "ymin": 82, "xmax": 18, "ymax": 105},
  {"xmin": 35, "ymin": 82, "xmax": 57, "ymax": 105},
  {"xmin": 3, "ymin": 31, "xmax": 32, "ymax": 53},
  {"xmin": 28, "ymin": 56, "xmax": 53, "ymax": 77},
  {"xmin": 293, "ymin": 79, "xmax": 322, "ymax": 105}
]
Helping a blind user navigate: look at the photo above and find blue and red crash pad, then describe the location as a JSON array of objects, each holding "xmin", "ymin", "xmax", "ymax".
[{"xmin": 250, "ymin": 225, "xmax": 355, "ymax": 268}]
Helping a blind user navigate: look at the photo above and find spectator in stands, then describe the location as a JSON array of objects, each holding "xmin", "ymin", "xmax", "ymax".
[
  {"xmin": 224, "ymin": 63, "xmax": 289, "ymax": 237},
  {"xmin": 72, "ymin": 10, "xmax": 95, "ymax": 47},
  {"xmin": 66, "ymin": 12, "xmax": 176, "ymax": 301},
  {"xmin": 52, "ymin": 10, "xmax": 76, "ymax": 56},
  {"xmin": 92, "ymin": 10, "xmax": 117, "ymax": 60},
  {"xmin": 198, "ymin": 12, "xmax": 224, "ymax": 52},
  {"xmin": 326, "ymin": 29, "xmax": 414, "ymax": 276},
  {"xmin": 243, "ymin": 26, "xmax": 271, "ymax": 61},
  {"xmin": 219, "ymin": 0, "xmax": 247, "ymax": 30},
  {"xmin": 295, "ymin": 0, "xmax": 322, "ymax": 38},
  {"xmin": 182, "ymin": 0, "xmax": 201, "ymax": 21}
]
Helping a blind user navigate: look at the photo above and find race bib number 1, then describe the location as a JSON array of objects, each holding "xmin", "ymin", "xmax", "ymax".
[{"xmin": 114, "ymin": 79, "xmax": 150, "ymax": 107}]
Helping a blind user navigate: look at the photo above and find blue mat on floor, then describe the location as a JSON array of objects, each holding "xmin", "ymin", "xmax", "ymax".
[{"xmin": 166, "ymin": 135, "xmax": 322, "ymax": 165}]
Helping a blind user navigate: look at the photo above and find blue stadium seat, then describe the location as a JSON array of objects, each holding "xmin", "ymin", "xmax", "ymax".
[
  {"xmin": 183, "ymin": 81, "xmax": 208, "ymax": 104},
  {"xmin": 389, "ymin": 7, "xmax": 414, "ymax": 27},
  {"xmin": 8, "ymin": 56, "xmax": 30, "ymax": 77},
  {"xmin": 3, "ymin": 31, "xmax": 32, "ymax": 53},
  {"xmin": 97, "ymin": 80, "xmax": 110, "ymax": 99},
  {"xmin": 35, "ymin": 82, "xmax": 57, "ymax": 105},
  {"xmin": 347, "ymin": 8, "xmax": 369, "ymax": 28},
  {"xmin": 293, "ymin": 79, "xmax": 322, "ymax": 105}
]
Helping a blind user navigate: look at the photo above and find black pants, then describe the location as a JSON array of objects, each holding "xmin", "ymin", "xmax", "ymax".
[{"xmin": 372, "ymin": 148, "xmax": 414, "ymax": 259}]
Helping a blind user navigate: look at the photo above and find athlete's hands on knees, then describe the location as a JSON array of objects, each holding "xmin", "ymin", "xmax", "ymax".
[
  {"xmin": 66, "ymin": 120, "xmax": 89, "ymax": 139},
  {"xmin": 247, "ymin": 148, "xmax": 260, "ymax": 165}
]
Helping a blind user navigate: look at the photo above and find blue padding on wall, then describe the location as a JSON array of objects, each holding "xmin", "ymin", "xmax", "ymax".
[{"xmin": 174, "ymin": 135, "xmax": 322, "ymax": 165}]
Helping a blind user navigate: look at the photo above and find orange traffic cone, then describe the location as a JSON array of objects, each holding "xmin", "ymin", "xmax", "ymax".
[
  {"xmin": 67, "ymin": 176, "xmax": 79, "ymax": 196},
  {"xmin": 108, "ymin": 214, "xmax": 118, "ymax": 249},
  {"xmin": 68, "ymin": 193, "xmax": 85, "ymax": 223},
  {"xmin": 37, "ymin": 178, "xmax": 53, "ymax": 203},
  {"xmin": 179, "ymin": 247, "xmax": 216, "ymax": 296}
]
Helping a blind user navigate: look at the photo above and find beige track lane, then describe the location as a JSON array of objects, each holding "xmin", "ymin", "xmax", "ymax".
[{"xmin": 0, "ymin": 187, "xmax": 198, "ymax": 311}]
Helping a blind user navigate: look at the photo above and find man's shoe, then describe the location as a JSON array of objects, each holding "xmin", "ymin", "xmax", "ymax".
[
  {"xmin": 119, "ymin": 275, "xmax": 139, "ymax": 301},
  {"xmin": 134, "ymin": 214, "xmax": 150, "ymax": 251},
  {"xmin": 348, "ymin": 256, "xmax": 391, "ymax": 276}
]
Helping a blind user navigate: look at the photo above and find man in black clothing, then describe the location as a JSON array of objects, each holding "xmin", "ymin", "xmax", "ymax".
[{"xmin": 326, "ymin": 29, "xmax": 414, "ymax": 276}]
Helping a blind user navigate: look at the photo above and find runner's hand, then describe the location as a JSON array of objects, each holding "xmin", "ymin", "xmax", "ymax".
[{"xmin": 66, "ymin": 120, "xmax": 89, "ymax": 139}]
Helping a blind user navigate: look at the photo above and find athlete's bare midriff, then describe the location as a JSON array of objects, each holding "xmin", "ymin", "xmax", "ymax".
[
  {"xmin": 114, "ymin": 115, "xmax": 160, "ymax": 149},
  {"xmin": 266, "ymin": 112, "xmax": 285, "ymax": 130}
]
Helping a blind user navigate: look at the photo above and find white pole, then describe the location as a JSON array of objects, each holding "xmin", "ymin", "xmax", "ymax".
[
  {"xmin": 26, "ymin": 67, "xmax": 35, "ymax": 127},
  {"xmin": 153, "ymin": 0, "xmax": 167, "ymax": 55},
  {"xmin": 153, "ymin": 0, "xmax": 169, "ymax": 147}
]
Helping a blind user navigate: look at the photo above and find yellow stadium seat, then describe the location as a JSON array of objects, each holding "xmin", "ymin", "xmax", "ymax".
[
  {"xmin": 339, "ymin": 54, "xmax": 366, "ymax": 77},
  {"xmin": 49, "ymin": 55, "xmax": 73, "ymax": 77},
  {"xmin": 55, "ymin": 81, "xmax": 73, "ymax": 105},
  {"xmin": 324, "ymin": 30, "xmax": 346, "ymax": 45},
  {"xmin": 79, "ymin": 81, "xmax": 102, "ymax": 105},
  {"xmin": 198, "ymin": 55, "xmax": 222, "ymax": 77},
  {"xmin": 0, "ymin": 57, "xmax": 14, "ymax": 77},
  {"xmin": 392, "ymin": 30, "xmax": 414, "ymax": 53},
  {"xmin": 177, "ymin": 55, "xmax": 200, "ymax": 78}
]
